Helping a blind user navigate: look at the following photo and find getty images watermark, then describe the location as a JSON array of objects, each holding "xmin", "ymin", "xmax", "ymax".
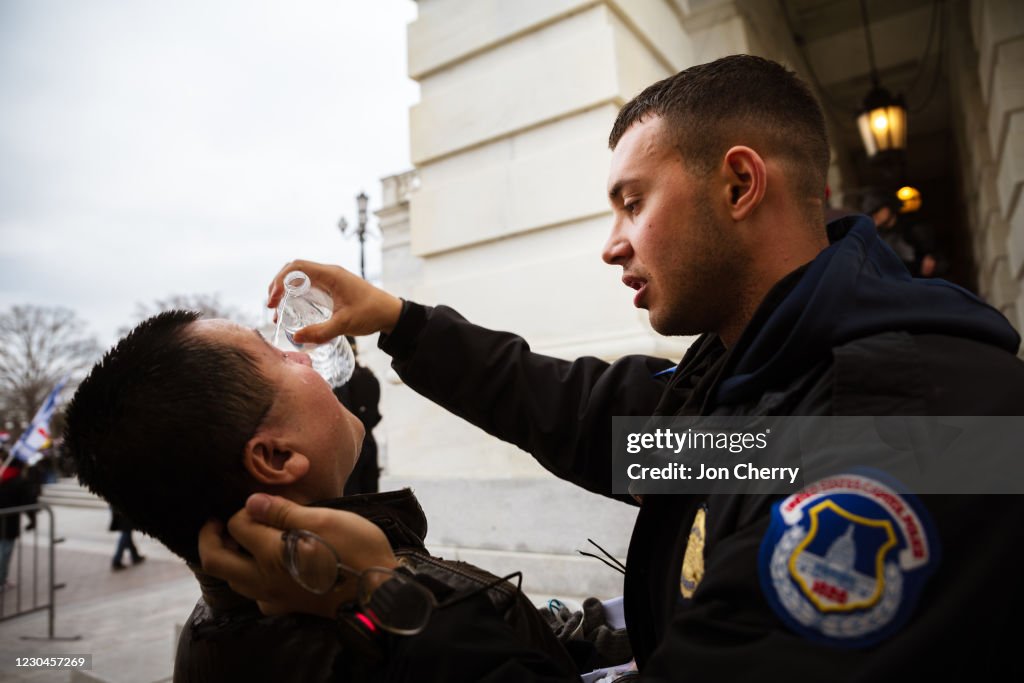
[{"xmin": 612, "ymin": 416, "xmax": 1024, "ymax": 495}]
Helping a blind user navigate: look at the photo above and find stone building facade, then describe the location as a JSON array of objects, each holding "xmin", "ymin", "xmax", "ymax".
[{"xmin": 363, "ymin": 0, "xmax": 1024, "ymax": 600}]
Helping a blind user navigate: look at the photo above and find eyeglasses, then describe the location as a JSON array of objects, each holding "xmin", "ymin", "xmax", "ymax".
[
  {"xmin": 282, "ymin": 529, "xmax": 436, "ymax": 635},
  {"xmin": 281, "ymin": 528, "xmax": 524, "ymax": 637}
]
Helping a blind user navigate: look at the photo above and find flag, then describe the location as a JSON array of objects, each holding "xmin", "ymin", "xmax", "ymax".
[{"xmin": 10, "ymin": 376, "xmax": 68, "ymax": 467}]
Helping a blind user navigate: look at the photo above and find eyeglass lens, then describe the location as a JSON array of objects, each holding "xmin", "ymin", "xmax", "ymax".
[{"xmin": 284, "ymin": 531, "xmax": 342, "ymax": 595}]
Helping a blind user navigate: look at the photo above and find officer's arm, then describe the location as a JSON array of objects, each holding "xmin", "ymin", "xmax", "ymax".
[{"xmin": 378, "ymin": 301, "xmax": 672, "ymax": 499}]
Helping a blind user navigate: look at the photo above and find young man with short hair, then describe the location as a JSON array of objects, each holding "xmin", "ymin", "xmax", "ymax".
[{"xmin": 64, "ymin": 310, "xmax": 575, "ymax": 682}]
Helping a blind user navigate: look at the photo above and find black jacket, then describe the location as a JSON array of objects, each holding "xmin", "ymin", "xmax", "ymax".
[
  {"xmin": 173, "ymin": 489, "xmax": 575, "ymax": 682},
  {"xmin": 376, "ymin": 216, "xmax": 1024, "ymax": 681}
]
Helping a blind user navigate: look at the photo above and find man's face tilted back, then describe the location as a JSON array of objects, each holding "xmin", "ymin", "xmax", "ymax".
[
  {"xmin": 603, "ymin": 115, "xmax": 742, "ymax": 338},
  {"xmin": 189, "ymin": 319, "xmax": 365, "ymax": 503}
]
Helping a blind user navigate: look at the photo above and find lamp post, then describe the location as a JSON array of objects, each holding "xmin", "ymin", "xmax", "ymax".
[{"xmin": 338, "ymin": 191, "xmax": 370, "ymax": 280}]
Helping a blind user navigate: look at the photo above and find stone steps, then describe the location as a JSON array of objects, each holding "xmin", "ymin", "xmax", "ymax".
[{"xmin": 39, "ymin": 478, "xmax": 108, "ymax": 510}]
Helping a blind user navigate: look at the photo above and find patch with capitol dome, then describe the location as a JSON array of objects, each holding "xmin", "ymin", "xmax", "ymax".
[{"xmin": 757, "ymin": 472, "xmax": 939, "ymax": 647}]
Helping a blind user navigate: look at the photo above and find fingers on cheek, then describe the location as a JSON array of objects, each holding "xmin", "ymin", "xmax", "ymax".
[
  {"xmin": 201, "ymin": 557, "xmax": 231, "ymax": 582},
  {"xmin": 305, "ymin": 509, "xmax": 332, "ymax": 528},
  {"xmin": 268, "ymin": 502, "xmax": 295, "ymax": 530},
  {"xmin": 222, "ymin": 535, "xmax": 242, "ymax": 553},
  {"xmin": 226, "ymin": 509, "xmax": 252, "ymax": 538}
]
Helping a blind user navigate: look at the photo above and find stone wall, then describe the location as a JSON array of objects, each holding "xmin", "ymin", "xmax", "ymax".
[{"xmin": 952, "ymin": 0, "xmax": 1024, "ymax": 333}]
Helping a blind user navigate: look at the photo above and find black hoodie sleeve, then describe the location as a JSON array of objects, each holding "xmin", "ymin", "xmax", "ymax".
[{"xmin": 379, "ymin": 302, "xmax": 673, "ymax": 501}]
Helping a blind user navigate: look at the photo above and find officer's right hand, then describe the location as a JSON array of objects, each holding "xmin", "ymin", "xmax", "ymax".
[{"xmin": 266, "ymin": 259, "xmax": 404, "ymax": 343}]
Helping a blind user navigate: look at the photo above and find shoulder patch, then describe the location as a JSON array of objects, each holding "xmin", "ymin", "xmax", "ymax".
[{"xmin": 758, "ymin": 472, "xmax": 940, "ymax": 647}]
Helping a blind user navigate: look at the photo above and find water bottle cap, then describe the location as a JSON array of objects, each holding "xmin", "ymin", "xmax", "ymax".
[{"xmin": 283, "ymin": 271, "xmax": 311, "ymax": 298}]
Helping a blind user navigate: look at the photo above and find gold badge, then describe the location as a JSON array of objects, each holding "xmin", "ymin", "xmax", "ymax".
[{"xmin": 680, "ymin": 506, "xmax": 706, "ymax": 599}]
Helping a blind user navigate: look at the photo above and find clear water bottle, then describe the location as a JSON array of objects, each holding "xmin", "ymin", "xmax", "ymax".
[{"xmin": 273, "ymin": 270, "xmax": 355, "ymax": 387}]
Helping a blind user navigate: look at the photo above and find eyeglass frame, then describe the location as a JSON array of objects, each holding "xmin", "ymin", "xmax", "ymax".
[{"xmin": 280, "ymin": 528, "xmax": 523, "ymax": 637}]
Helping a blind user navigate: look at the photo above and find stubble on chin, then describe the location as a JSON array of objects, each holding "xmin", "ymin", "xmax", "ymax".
[
  {"xmin": 648, "ymin": 288, "xmax": 721, "ymax": 338},
  {"xmin": 648, "ymin": 304, "xmax": 694, "ymax": 338}
]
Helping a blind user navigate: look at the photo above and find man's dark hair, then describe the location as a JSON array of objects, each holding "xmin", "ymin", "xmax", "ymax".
[
  {"xmin": 64, "ymin": 310, "xmax": 274, "ymax": 565},
  {"xmin": 609, "ymin": 54, "xmax": 830, "ymax": 209}
]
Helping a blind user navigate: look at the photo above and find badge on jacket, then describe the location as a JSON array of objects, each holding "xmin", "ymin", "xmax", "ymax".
[
  {"xmin": 758, "ymin": 472, "xmax": 939, "ymax": 647},
  {"xmin": 679, "ymin": 505, "xmax": 706, "ymax": 599}
]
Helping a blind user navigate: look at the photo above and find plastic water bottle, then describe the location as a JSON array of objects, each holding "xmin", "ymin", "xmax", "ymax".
[{"xmin": 273, "ymin": 270, "xmax": 355, "ymax": 387}]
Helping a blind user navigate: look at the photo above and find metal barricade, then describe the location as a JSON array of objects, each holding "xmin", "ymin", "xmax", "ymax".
[{"xmin": 0, "ymin": 503, "xmax": 63, "ymax": 638}]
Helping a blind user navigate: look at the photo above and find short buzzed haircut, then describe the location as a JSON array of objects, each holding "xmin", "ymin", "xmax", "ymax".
[
  {"xmin": 64, "ymin": 310, "xmax": 274, "ymax": 565},
  {"xmin": 609, "ymin": 54, "xmax": 830, "ymax": 211}
]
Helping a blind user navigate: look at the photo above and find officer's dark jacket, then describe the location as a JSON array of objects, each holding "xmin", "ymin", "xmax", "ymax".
[
  {"xmin": 375, "ymin": 216, "xmax": 1024, "ymax": 681},
  {"xmin": 173, "ymin": 489, "xmax": 575, "ymax": 682}
]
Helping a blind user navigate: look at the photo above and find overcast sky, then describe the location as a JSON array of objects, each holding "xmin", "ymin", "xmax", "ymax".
[{"xmin": 0, "ymin": 0, "xmax": 418, "ymax": 348}]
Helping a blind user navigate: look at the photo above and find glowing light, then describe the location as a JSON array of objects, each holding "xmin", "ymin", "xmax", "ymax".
[
  {"xmin": 897, "ymin": 186, "xmax": 922, "ymax": 213},
  {"xmin": 858, "ymin": 89, "xmax": 907, "ymax": 158}
]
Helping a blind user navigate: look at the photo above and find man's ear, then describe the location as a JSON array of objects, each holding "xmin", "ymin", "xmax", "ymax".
[
  {"xmin": 721, "ymin": 146, "xmax": 767, "ymax": 221},
  {"xmin": 243, "ymin": 432, "xmax": 311, "ymax": 486}
]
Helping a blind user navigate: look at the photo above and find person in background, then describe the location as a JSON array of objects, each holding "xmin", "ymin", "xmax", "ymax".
[
  {"xmin": 333, "ymin": 336, "xmax": 382, "ymax": 495},
  {"xmin": 0, "ymin": 459, "xmax": 33, "ymax": 591},
  {"xmin": 109, "ymin": 505, "xmax": 145, "ymax": 571},
  {"xmin": 862, "ymin": 189, "xmax": 945, "ymax": 277}
]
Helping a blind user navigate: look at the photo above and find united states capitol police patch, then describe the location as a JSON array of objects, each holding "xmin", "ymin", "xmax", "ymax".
[{"xmin": 757, "ymin": 473, "xmax": 939, "ymax": 647}]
